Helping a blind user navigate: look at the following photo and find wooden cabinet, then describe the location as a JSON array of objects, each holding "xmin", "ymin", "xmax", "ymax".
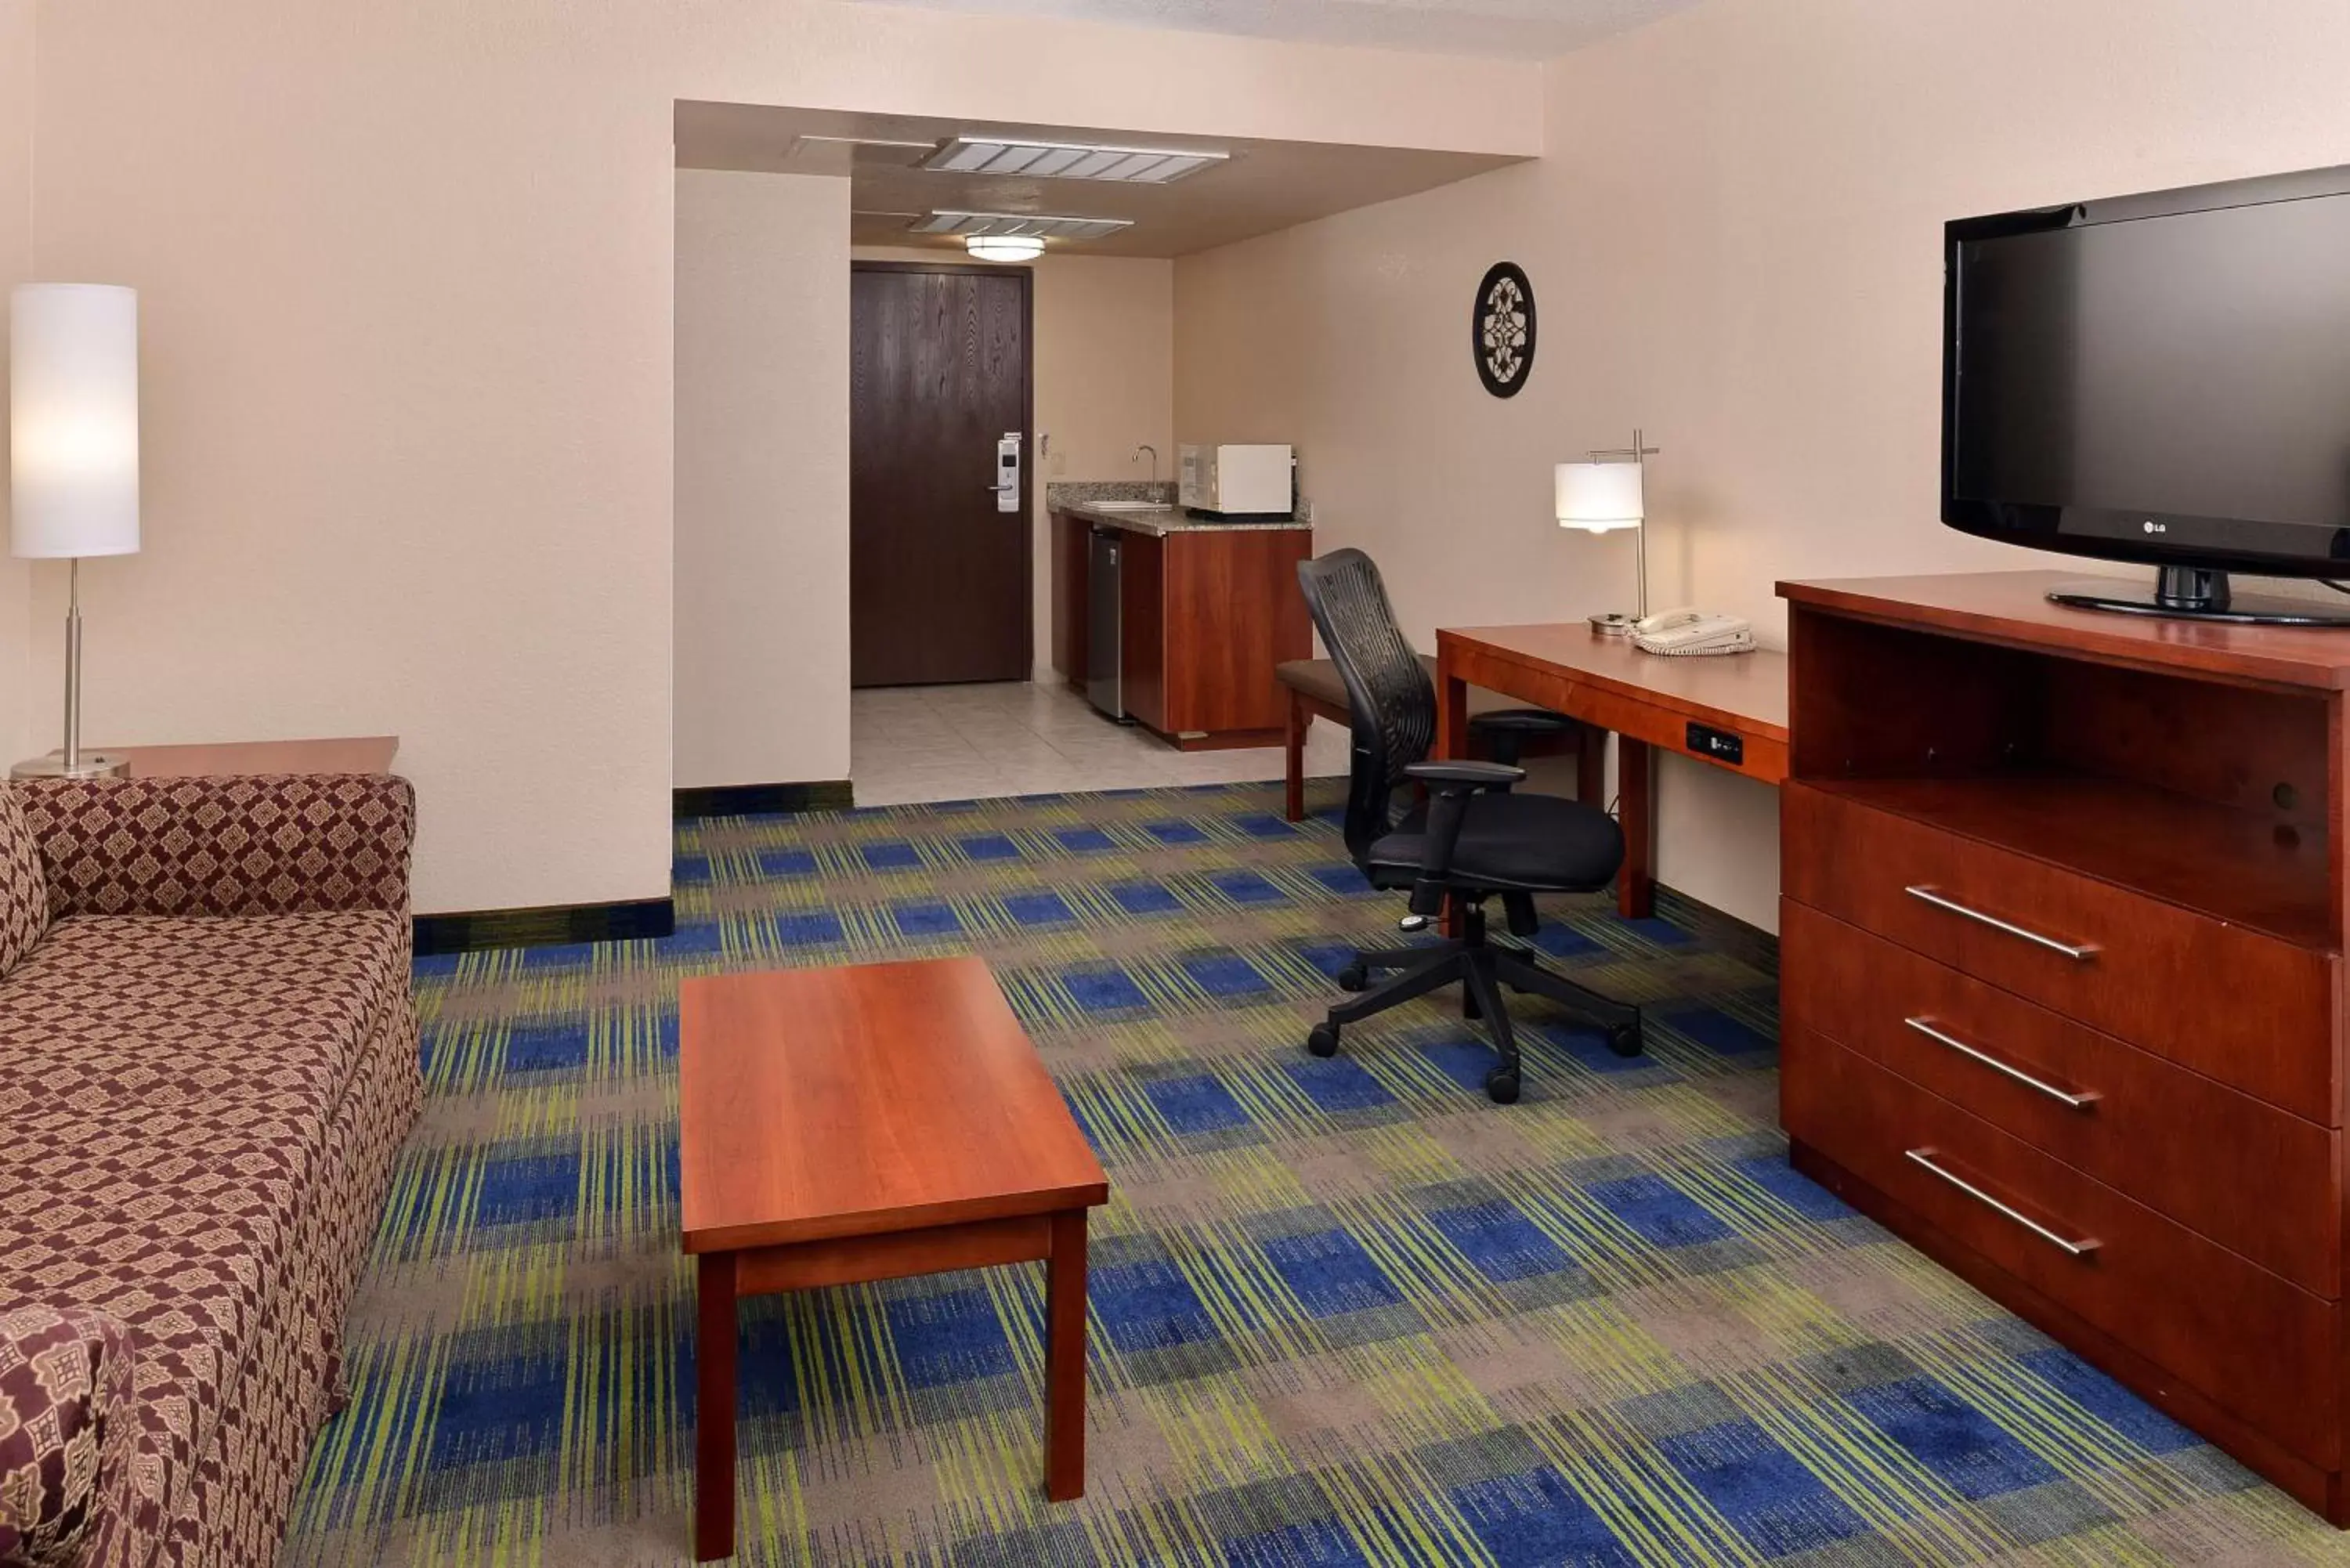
[
  {"xmin": 1777, "ymin": 569, "xmax": 2350, "ymax": 1523},
  {"xmin": 1050, "ymin": 509, "xmax": 1090, "ymax": 686},
  {"xmin": 1050, "ymin": 511, "xmax": 1313, "ymax": 748}
]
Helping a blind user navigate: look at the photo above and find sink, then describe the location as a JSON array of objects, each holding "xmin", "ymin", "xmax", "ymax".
[{"xmin": 1083, "ymin": 500, "xmax": 1168, "ymax": 512}]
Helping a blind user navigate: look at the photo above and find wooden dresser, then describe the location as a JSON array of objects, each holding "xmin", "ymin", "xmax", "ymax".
[{"xmin": 1777, "ymin": 570, "xmax": 2349, "ymax": 1522}]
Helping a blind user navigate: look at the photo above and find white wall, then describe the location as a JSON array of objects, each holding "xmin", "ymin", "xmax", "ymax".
[
  {"xmin": 0, "ymin": 0, "xmax": 33, "ymax": 768},
  {"xmin": 17, "ymin": 0, "xmax": 1538, "ymax": 914},
  {"xmin": 676, "ymin": 171, "xmax": 850, "ymax": 789},
  {"xmin": 1177, "ymin": 0, "xmax": 2350, "ymax": 931}
]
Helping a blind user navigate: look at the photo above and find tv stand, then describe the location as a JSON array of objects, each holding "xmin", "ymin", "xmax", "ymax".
[
  {"xmin": 1778, "ymin": 569, "xmax": 2350, "ymax": 1524},
  {"xmin": 2048, "ymin": 564, "xmax": 2350, "ymax": 625}
]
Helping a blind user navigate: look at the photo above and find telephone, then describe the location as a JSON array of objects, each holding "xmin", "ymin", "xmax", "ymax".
[{"xmin": 1632, "ymin": 608, "xmax": 1755, "ymax": 656}]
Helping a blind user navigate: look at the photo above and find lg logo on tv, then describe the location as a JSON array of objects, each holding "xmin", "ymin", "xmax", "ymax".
[{"xmin": 2142, "ymin": 519, "xmax": 2167, "ymax": 534}]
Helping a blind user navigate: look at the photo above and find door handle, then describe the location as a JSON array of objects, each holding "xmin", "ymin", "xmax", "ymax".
[{"xmin": 993, "ymin": 432, "xmax": 1021, "ymax": 512}]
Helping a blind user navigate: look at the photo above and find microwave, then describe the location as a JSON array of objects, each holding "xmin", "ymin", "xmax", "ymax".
[{"xmin": 1178, "ymin": 443, "xmax": 1293, "ymax": 519}]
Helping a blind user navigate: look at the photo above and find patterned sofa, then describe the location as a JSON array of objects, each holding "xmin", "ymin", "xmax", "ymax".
[{"xmin": 0, "ymin": 775, "xmax": 421, "ymax": 1568}]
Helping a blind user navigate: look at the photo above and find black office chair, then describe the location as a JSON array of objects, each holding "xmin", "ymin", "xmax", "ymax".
[{"xmin": 1298, "ymin": 548, "xmax": 1642, "ymax": 1103}]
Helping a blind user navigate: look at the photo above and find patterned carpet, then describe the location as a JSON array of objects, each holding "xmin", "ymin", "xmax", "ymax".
[{"xmin": 282, "ymin": 779, "xmax": 2350, "ymax": 1566}]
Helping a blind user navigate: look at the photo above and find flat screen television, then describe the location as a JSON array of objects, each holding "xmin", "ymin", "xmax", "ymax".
[{"xmin": 1943, "ymin": 164, "xmax": 2350, "ymax": 624}]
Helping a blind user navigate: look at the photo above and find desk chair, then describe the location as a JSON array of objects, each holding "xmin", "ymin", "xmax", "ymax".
[
  {"xmin": 1275, "ymin": 656, "xmax": 1591, "ymax": 822},
  {"xmin": 1298, "ymin": 549, "xmax": 1643, "ymax": 1103}
]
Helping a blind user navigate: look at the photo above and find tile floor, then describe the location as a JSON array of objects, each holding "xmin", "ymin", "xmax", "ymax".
[{"xmin": 850, "ymin": 678, "xmax": 1350, "ymax": 806}]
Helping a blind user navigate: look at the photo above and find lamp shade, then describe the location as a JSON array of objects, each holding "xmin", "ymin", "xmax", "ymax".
[
  {"xmin": 10, "ymin": 284, "xmax": 140, "ymax": 559},
  {"xmin": 1555, "ymin": 461, "xmax": 1642, "ymax": 533}
]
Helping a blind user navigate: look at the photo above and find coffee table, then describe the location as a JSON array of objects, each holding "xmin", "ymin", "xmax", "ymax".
[{"xmin": 678, "ymin": 956, "xmax": 1109, "ymax": 1562}]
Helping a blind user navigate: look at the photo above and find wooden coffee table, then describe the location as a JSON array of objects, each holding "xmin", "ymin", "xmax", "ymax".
[{"xmin": 678, "ymin": 956, "xmax": 1109, "ymax": 1562}]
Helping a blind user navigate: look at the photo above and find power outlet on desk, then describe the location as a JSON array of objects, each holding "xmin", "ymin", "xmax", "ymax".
[{"xmin": 1686, "ymin": 722, "xmax": 1744, "ymax": 766}]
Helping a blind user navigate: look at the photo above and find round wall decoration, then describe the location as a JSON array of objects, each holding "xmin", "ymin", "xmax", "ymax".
[{"xmin": 1473, "ymin": 262, "xmax": 1537, "ymax": 398}]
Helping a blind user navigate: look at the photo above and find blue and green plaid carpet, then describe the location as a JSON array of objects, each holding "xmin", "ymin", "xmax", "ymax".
[{"xmin": 284, "ymin": 780, "xmax": 2350, "ymax": 1566}]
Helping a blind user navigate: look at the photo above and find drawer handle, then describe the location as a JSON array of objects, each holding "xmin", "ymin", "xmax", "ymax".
[
  {"xmin": 1904, "ymin": 1147, "xmax": 2099, "ymax": 1257},
  {"xmin": 1904, "ymin": 886, "xmax": 2099, "ymax": 961},
  {"xmin": 1903, "ymin": 1017, "xmax": 2099, "ymax": 1110}
]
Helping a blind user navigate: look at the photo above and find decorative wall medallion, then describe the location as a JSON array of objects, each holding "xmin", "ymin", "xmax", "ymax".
[{"xmin": 1473, "ymin": 262, "xmax": 1536, "ymax": 398}]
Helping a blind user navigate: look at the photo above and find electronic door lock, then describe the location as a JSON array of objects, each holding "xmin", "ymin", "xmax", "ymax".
[{"xmin": 993, "ymin": 432, "xmax": 1022, "ymax": 512}]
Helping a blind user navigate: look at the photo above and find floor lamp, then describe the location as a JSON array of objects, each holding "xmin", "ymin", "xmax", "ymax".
[{"xmin": 10, "ymin": 284, "xmax": 139, "ymax": 779}]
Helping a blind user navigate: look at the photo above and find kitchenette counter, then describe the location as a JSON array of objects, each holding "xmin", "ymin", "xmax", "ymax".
[
  {"xmin": 1057, "ymin": 502, "xmax": 1311, "ymax": 537},
  {"xmin": 1048, "ymin": 479, "xmax": 1313, "ymax": 749}
]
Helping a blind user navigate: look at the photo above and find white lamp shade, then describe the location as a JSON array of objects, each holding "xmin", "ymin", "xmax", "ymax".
[
  {"xmin": 10, "ymin": 284, "xmax": 140, "ymax": 559},
  {"xmin": 1555, "ymin": 461, "xmax": 1642, "ymax": 533}
]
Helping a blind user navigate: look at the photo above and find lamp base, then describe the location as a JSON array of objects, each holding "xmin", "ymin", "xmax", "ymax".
[
  {"xmin": 1589, "ymin": 612, "xmax": 1638, "ymax": 637},
  {"xmin": 10, "ymin": 751, "xmax": 129, "ymax": 780}
]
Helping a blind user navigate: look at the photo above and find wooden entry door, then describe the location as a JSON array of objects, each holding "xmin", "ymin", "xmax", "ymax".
[{"xmin": 851, "ymin": 262, "xmax": 1032, "ymax": 687}]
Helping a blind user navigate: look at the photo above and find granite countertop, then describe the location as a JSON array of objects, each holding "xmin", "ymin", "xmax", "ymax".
[
  {"xmin": 1045, "ymin": 479, "xmax": 1311, "ymax": 538},
  {"xmin": 1059, "ymin": 503, "xmax": 1311, "ymax": 537}
]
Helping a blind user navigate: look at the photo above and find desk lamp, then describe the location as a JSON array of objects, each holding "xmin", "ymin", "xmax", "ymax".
[
  {"xmin": 1556, "ymin": 428, "xmax": 1658, "ymax": 635},
  {"xmin": 10, "ymin": 284, "xmax": 139, "ymax": 779}
]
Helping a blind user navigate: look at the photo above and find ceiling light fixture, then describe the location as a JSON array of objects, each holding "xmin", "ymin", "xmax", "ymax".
[
  {"xmin": 914, "ymin": 210, "xmax": 1133, "ymax": 243},
  {"xmin": 967, "ymin": 234, "xmax": 1047, "ymax": 262},
  {"xmin": 926, "ymin": 136, "xmax": 1228, "ymax": 185}
]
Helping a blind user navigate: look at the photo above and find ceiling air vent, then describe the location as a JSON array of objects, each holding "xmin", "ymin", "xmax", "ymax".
[
  {"xmin": 924, "ymin": 137, "xmax": 1227, "ymax": 185},
  {"xmin": 910, "ymin": 211, "xmax": 1134, "ymax": 243}
]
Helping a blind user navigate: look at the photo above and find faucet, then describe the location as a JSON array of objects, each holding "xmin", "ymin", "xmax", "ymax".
[{"xmin": 1132, "ymin": 444, "xmax": 1159, "ymax": 485}]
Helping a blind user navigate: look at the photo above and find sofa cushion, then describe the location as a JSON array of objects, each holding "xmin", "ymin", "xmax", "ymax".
[
  {"xmin": 0, "ymin": 909, "xmax": 407, "ymax": 1556},
  {"xmin": 19, "ymin": 775, "xmax": 412, "ymax": 921},
  {"xmin": 0, "ymin": 910, "xmax": 406, "ymax": 1119},
  {"xmin": 0, "ymin": 792, "xmax": 47, "ymax": 984},
  {"xmin": 0, "ymin": 1305, "xmax": 132, "ymax": 1568}
]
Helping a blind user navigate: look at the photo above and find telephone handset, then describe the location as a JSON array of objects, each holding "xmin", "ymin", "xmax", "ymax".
[{"xmin": 1632, "ymin": 607, "xmax": 1755, "ymax": 656}]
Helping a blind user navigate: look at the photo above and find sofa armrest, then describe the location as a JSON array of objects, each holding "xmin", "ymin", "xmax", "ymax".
[
  {"xmin": 0, "ymin": 1304, "xmax": 136, "ymax": 1568},
  {"xmin": 16, "ymin": 775, "xmax": 414, "ymax": 920}
]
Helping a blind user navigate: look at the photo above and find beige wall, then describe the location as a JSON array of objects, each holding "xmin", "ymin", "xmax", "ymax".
[
  {"xmin": 17, "ymin": 0, "xmax": 1538, "ymax": 914},
  {"xmin": 0, "ymin": 0, "xmax": 32, "ymax": 768},
  {"xmin": 848, "ymin": 245, "xmax": 1176, "ymax": 679},
  {"xmin": 1177, "ymin": 0, "xmax": 2350, "ymax": 932},
  {"xmin": 1033, "ymin": 254, "xmax": 1175, "ymax": 677},
  {"xmin": 677, "ymin": 170, "xmax": 851, "ymax": 789}
]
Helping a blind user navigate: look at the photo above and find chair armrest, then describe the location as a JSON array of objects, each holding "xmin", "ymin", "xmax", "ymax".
[
  {"xmin": 1404, "ymin": 760, "xmax": 1526, "ymax": 789},
  {"xmin": 0, "ymin": 1304, "xmax": 136, "ymax": 1568},
  {"xmin": 1400, "ymin": 761, "xmax": 1524, "ymax": 915},
  {"xmin": 1466, "ymin": 707, "xmax": 1577, "ymax": 735},
  {"xmin": 17, "ymin": 773, "xmax": 414, "ymax": 919}
]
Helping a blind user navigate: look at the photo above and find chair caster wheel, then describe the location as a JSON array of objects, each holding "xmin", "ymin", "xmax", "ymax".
[
  {"xmin": 1606, "ymin": 1021, "xmax": 1643, "ymax": 1059},
  {"xmin": 1336, "ymin": 963, "xmax": 1368, "ymax": 993},
  {"xmin": 1307, "ymin": 1023, "xmax": 1341, "ymax": 1058},
  {"xmin": 1484, "ymin": 1067, "xmax": 1520, "ymax": 1104}
]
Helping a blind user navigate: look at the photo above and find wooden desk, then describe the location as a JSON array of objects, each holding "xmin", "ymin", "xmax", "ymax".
[
  {"xmin": 103, "ymin": 735, "xmax": 400, "ymax": 777},
  {"xmin": 678, "ymin": 957, "xmax": 1108, "ymax": 1562},
  {"xmin": 1434, "ymin": 625, "xmax": 1788, "ymax": 916}
]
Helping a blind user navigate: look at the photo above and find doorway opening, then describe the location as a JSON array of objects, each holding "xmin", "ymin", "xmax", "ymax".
[{"xmin": 850, "ymin": 259, "xmax": 1035, "ymax": 687}]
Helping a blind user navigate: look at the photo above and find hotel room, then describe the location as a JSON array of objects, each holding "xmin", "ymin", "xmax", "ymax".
[{"xmin": 5, "ymin": 0, "xmax": 2350, "ymax": 1563}]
